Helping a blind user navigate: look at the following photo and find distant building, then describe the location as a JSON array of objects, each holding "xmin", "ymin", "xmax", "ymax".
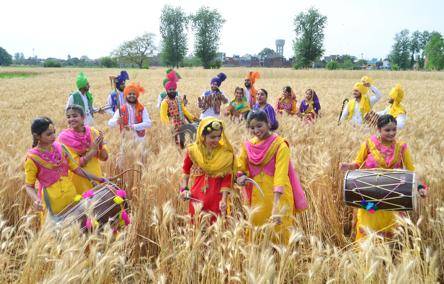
[
  {"xmin": 222, "ymin": 39, "xmax": 292, "ymax": 68},
  {"xmin": 383, "ymin": 59, "xmax": 391, "ymax": 69}
]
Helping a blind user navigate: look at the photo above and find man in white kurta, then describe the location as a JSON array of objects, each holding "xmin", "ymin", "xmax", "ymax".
[{"xmin": 340, "ymin": 82, "xmax": 382, "ymax": 125}]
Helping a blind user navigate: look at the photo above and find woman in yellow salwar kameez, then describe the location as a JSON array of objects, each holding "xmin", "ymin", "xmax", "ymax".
[
  {"xmin": 25, "ymin": 117, "xmax": 106, "ymax": 224},
  {"xmin": 58, "ymin": 105, "xmax": 108, "ymax": 195},
  {"xmin": 237, "ymin": 110, "xmax": 307, "ymax": 243},
  {"xmin": 340, "ymin": 114, "xmax": 427, "ymax": 240}
]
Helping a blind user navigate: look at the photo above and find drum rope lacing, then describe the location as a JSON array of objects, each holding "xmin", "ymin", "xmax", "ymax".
[{"xmin": 350, "ymin": 169, "xmax": 413, "ymax": 211}]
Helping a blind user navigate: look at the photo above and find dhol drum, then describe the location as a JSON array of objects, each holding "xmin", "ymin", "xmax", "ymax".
[
  {"xmin": 364, "ymin": 111, "xmax": 379, "ymax": 128},
  {"xmin": 53, "ymin": 181, "xmax": 128, "ymax": 230},
  {"xmin": 343, "ymin": 169, "xmax": 417, "ymax": 211}
]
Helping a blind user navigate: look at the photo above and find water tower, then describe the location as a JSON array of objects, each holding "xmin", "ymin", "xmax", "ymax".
[{"xmin": 275, "ymin": 39, "xmax": 285, "ymax": 57}]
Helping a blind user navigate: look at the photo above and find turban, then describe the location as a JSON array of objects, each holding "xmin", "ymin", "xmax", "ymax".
[
  {"xmin": 210, "ymin": 72, "xmax": 227, "ymax": 87},
  {"xmin": 245, "ymin": 71, "xmax": 260, "ymax": 85},
  {"xmin": 353, "ymin": 82, "xmax": 367, "ymax": 96},
  {"xmin": 165, "ymin": 80, "xmax": 177, "ymax": 91},
  {"xmin": 115, "ymin": 70, "xmax": 129, "ymax": 87},
  {"xmin": 164, "ymin": 69, "xmax": 180, "ymax": 91},
  {"xmin": 124, "ymin": 82, "xmax": 144, "ymax": 98},
  {"xmin": 76, "ymin": 72, "xmax": 89, "ymax": 89},
  {"xmin": 389, "ymin": 84, "xmax": 404, "ymax": 103},
  {"xmin": 360, "ymin": 76, "xmax": 374, "ymax": 85}
]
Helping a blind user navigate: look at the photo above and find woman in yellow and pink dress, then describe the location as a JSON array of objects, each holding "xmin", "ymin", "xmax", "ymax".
[
  {"xmin": 276, "ymin": 86, "xmax": 297, "ymax": 115},
  {"xmin": 25, "ymin": 117, "xmax": 105, "ymax": 221},
  {"xmin": 237, "ymin": 110, "xmax": 307, "ymax": 243},
  {"xmin": 58, "ymin": 104, "xmax": 108, "ymax": 195},
  {"xmin": 340, "ymin": 114, "xmax": 427, "ymax": 240},
  {"xmin": 298, "ymin": 88, "xmax": 321, "ymax": 123}
]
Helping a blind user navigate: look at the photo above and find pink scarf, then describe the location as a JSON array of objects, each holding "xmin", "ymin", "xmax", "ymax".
[
  {"xmin": 244, "ymin": 134, "xmax": 308, "ymax": 212},
  {"xmin": 58, "ymin": 126, "xmax": 92, "ymax": 155}
]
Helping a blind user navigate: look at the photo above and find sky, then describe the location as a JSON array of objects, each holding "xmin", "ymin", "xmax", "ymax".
[{"xmin": 1, "ymin": 0, "xmax": 443, "ymax": 60}]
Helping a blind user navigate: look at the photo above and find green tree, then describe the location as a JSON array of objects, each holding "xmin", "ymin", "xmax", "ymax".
[
  {"xmin": 419, "ymin": 31, "xmax": 431, "ymax": 68},
  {"xmin": 160, "ymin": 5, "xmax": 188, "ymax": 68},
  {"xmin": 100, "ymin": 56, "xmax": 118, "ymax": 68},
  {"xmin": 410, "ymin": 30, "xmax": 422, "ymax": 67},
  {"xmin": 293, "ymin": 7, "xmax": 327, "ymax": 68},
  {"xmin": 0, "ymin": 47, "xmax": 12, "ymax": 66},
  {"xmin": 13, "ymin": 52, "xmax": 25, "ymax": 64},
  {"xmin": 326, "ymin": 61, "xmax": 338, "ymax": 70},
  {"xmin": 43, "ymin": 59, "xmax": 62, "ymax": 67},
  {"xmin": 114, "ymin": 33, "xmax": 156, "ymax": 68},
  {"xmin": 389, "ymin": 30, "xmax": 411, "ymax": 70},
  {"xmin": 258, "ymin": 48, "xmax": 276, "ymax": 59},
  {"xmin": 191, "ymin": 7, "xmax": 225, "ymax": 69},
  {"xmin": 424, "ymin": 32, "xmax": 444, "ymax": 70}
]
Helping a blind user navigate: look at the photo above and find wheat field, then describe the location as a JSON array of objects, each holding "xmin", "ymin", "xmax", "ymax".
[{"xmin": 0, "ymin": 67, "xmax": 442, "ymax": 283}]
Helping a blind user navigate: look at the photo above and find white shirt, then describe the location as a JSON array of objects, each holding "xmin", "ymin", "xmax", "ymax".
[
  {"xmin": 199, "ymin": 91, "xmax": 227, "ymax": 119},
  {"xmin": 340, "ymin": 85, "xmax": 382, "ymax": 125},
  {"xmin": 106, "ymin": 90, "xmax": 125, "ymax": 116},
  {"xmin": 245, "ymin": 88, "xmax": 251, "ymax": 105},
  {"xmin": 157, "ymin": 93, "xmax": 164, "ymax": 109},
  {"xmin": 108, "ymin": 103, "xmax": 152, "ymax": 142},
  {"xmin": 377, "ymin": 108, "xmax": 407, "ymax": 129},
  {"xmin": 66, "ymin": 91, "xmax": 94, "ymax": 125}
]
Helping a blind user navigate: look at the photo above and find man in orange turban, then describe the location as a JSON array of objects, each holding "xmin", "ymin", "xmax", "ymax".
[
  {"xmin": 244, "ymin": 71, "xmax": 260, "ymax": 107},
  {"xmin": 108, "ymin": 82, "xmax": 152, "ymax": 142}
]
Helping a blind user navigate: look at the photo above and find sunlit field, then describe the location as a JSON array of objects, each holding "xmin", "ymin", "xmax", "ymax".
[{"xmin": 0, "ymin": 67, "xmax": 442, "ymax": 283}]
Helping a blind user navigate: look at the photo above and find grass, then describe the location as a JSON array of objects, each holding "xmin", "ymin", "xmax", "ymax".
[
  {"xmin": 0, "ymin": 71, "xmax": 38, "ymax": 79},
  {"xmin": 0, "ymin": 67, "xmax": 442, "ymax": 283}
]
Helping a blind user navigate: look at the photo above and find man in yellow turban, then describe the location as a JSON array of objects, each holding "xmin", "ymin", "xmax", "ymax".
[
  {"xmin": 377, "ymin": 84, "xmax": 407, "ymax": 129},
  {"xmin": 339, "ymin": 76, "xmax": 382, "ymax": 125}
]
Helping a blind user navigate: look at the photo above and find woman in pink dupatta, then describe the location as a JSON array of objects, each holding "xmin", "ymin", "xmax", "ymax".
[
  {"xmin": 58, "ymin": 105, "xmax": 108, "ymax": 194},
  {"xmin": 237, "ymin": 110, "xmax": 307, "ymax": 243}
]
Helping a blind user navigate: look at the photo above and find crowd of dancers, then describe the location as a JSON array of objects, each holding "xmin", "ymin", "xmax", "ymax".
[{"xmin": 24, "ymin": 69, "xmax": 427, "ymax": 242}]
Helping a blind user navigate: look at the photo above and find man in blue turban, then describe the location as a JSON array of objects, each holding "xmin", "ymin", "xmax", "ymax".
[
  {"xmin": 198, "ymin": 73, "xmax": 228, "ymax": 119},
  {"xmin": 106, "ymin": 70, "xmax": 129, "ymax": 115}
]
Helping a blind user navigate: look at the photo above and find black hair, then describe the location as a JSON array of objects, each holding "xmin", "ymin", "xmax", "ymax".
[
  {"xmin": 31, "ymin": 117, "xmax": 53, "ymax": 147},
  {"xmin": 377, "ymin": 114, "xmax": 397, "ymax": 129},
  {"xmin": 234, "ymin": 86, "xmax": 244, "ymax": 94},
  {"xmin": 202, "ymin": 121, "xmax": 224, "ymax": 136},
  {"xmin": 66, "ymin": 104, "xmax": 85, "ymax": 117},
  {"xmin": 257, "ymin": 88, "xmax": 268, "ymax": 97},
  {"xmin": 283, "ymin": 86, "xmax": 292, "ymax": 93},
  {"xmin": 247, "ymin": 109, "xmax": 269, "ymax": 126}
]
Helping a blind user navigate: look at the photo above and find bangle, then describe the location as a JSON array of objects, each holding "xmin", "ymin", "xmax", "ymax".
[
  {"xmin": 236, "ymin": 171, "xmax": 245, "ymax": 178},
  {"xmin": 180, "ymin": 186, "xmax": 189, "ymax": 193}
]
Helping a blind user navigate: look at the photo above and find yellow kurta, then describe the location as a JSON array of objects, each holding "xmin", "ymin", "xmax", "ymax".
[
  {"xmin": 353, "ymin": 139, "xmax": 415, "ymax": 240},
  {"xmin": 238, "ymin": 137, "xmax": 295, "ymax": 243},
  {"xmin": 160, "ymin": 99, "xmax": 195, "ymax": 124},
  {"xmin": 62, "ymin": 127, "xmax": 107, "ymax": 195},
  {"xmin": 25, "ymin": 157, "xmax": 78, "ymax": 215}
]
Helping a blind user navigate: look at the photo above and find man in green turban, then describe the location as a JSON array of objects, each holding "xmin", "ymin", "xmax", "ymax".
[{"xmin": 66, "ymin": 72, "xmax": 97, "ymax": 125}]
